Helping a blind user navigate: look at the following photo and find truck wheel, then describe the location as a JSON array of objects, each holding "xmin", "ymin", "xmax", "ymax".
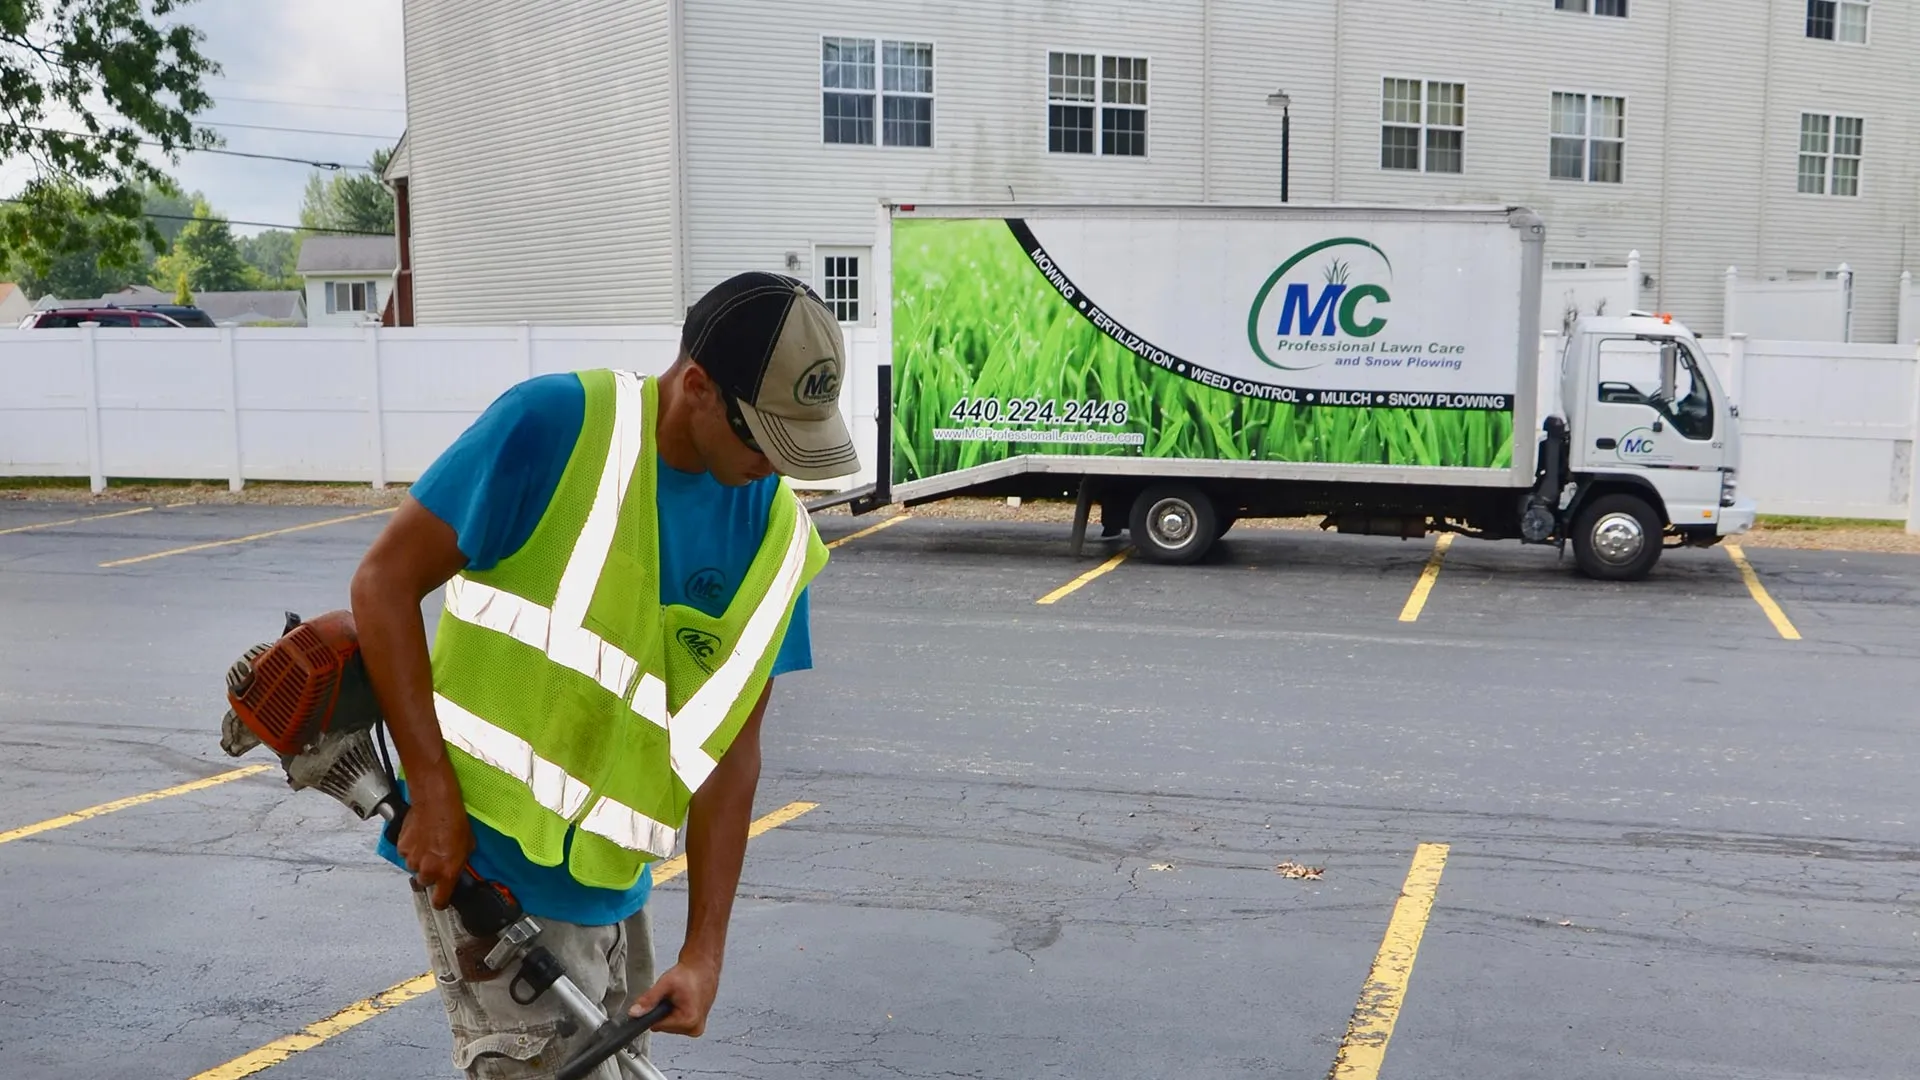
[
  {"xmin": 1129, "ymin": 484, "xmax": 1218, "ymax": 565},
  {"xmin": 1572, "ymin": 493, "xmax": 1663, "ymax": 581}
]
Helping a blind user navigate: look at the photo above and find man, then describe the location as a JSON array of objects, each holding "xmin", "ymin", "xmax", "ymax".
[{"xmin": 349, "ymin": 272, "xmax": 859, "ymax": 1078}]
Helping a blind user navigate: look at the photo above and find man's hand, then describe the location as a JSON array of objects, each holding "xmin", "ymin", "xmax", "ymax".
[
  {"xmin": 397, "ymin": 777, "xmax": 476, "ymax": 909},
  {"xmin": 629, "ymin": 956, "xmax": 721, "ymax": 1036}
]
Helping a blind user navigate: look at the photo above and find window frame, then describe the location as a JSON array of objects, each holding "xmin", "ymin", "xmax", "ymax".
[
  {"xmin": 1554, "ymin": 0, "xmax": 1630, "ymax": 17},
  {"xmin": 1548, "ymin": 89, "xmax": 1628, "ymax": 184},
  {"xmin": 821, "ymin": 33, "xmax": 937, "ymax": 150},
  {"xmin": 1805, "ymin": 0, "xmax": 1870, "ymax": 44},
  {"xmin": 813, "ymin": 245, "xmax": 870, "ymax": 326},
  {"xmin": 1045, "ymin": 47, "xmax": 1152, "ymax": 159},
  {"xmin": 1797, "ymin": 110, "xmax": 1864, "ymax": 197},
  {"xmin": 1378, "ymin": 75, "xmax": 1468, "ymax": 175}
]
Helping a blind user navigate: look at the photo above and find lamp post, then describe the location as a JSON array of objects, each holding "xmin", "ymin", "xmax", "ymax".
[{"xmin": 1266, "ymin": 90, "xmax": 1292, "ymax": 203}]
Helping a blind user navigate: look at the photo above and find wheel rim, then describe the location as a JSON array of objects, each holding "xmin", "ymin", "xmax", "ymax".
[
  {"xmin": 1591, "ymin": 511, "xmax": 1646, "ymax": 565},
  {"xmin": 1146, "ymin": 497, "xmax": 1198, "ymax": 550}
]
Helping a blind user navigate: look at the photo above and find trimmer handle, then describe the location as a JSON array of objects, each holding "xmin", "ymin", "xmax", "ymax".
[
  {"xmin": 556, "ymin": 1001, "xmax": 675, "ymax": 1080},
  {"xmin": 381, "ymin": 796, "xmax": 523, "ymax": 937}
]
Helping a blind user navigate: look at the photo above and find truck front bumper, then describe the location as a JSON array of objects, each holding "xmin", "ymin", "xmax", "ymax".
[{"xmin": 1717, "ymin": 498, "xmax": 1758, "ymax": 537}]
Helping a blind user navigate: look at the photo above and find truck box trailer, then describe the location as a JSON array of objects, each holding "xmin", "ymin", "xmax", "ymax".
[{"xmin": 817, "ymin": 202, "xmax": 1756, "ymax": 581}]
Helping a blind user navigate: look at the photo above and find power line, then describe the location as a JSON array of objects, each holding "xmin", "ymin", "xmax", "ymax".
[
  {"xmin": 4, "ymin": 124, "xmax": 377, "ymax": 171},
  {"xmin": 203, "ymin": 120, "xmax": 402, "ymax": 141},
  {"xmin": 0, "ymin": 199, "xmax": 393, "ymax": 236},
  {"xmin": 212, "ymin": 95, "xmax": 406, "ymax": 116},
  {"xmin": 209, "ymin": 76, "xmax": 405, "ymax": 102}
]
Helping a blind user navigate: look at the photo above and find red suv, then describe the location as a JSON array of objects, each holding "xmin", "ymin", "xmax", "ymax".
[{"xmin": 21, "ymin": 308, "xmax": 187, "ymax": 328}]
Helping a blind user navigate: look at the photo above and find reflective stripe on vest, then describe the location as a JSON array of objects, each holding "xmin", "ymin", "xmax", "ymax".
[
  {"xmin": 434, "ymin": 368, "xmax": 813, "ymax": 811},
  {"xmin": 433, "ymin": 692, "xmax": 676, "ymax": 857}
]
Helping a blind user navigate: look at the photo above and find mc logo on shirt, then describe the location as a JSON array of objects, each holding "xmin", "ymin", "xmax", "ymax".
[{"xmin": 685, "ymin": 567, "xmax": 728, "ymax": 607}]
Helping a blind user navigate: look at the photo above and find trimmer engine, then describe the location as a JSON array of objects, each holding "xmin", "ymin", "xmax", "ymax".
[{"xmin": 220, "ymin": 610, "xmax": 396, "ymax": 820}]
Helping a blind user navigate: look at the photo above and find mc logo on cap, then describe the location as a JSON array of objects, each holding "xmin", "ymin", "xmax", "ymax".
[{"xmin": 796, "ymin": 358, "xmax": 841, "ymax": 407}]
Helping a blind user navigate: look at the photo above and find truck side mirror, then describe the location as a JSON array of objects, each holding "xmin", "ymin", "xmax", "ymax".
[{"xmin": 1658, "ymin": 341, "xmax": 1678, "ymax": 403}]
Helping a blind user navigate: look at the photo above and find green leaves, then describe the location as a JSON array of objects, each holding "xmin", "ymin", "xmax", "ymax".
[
  {"xmin": 149, "ymin": 195, "xmax": 248, "ymax": 292},
  {"xmin": 0, "ymin": 0, "xmax": 219, "ymax": 272},
  {"xmin": 889, "ymin": 218, "xmax": 1514, "ymax": 482}
]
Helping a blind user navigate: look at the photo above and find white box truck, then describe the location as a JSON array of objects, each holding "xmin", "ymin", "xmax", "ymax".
[{"xmin": 819, "ymin": 203, "xmax": 1756, "ymax": 581}]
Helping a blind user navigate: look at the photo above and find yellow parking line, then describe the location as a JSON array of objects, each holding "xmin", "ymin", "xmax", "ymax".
[
  {"xmin": 1397, "ymin": 534, "xmax": 1455, "ymax": 622},
  {"xmin": 188, "ymin": 800, "xmax": 819, "ymax": 1080},
  {"xmin": 189, "ymin": 975, "xmax": 439, "ymax": 1080},
  {"xmin": 1037, "ymin": 549, "xmax": 1130, "ymax": 605},
  {"xmin": 100, "ymin": 507, "xmax": 395, "ymax": 568},
  {"xmin": 1330, "ymin": 843, "xmax": 1451, "ymax": 1080},
  {"xmin": 0, "ymin": 505, "xmax": 154, "ymax": 536},
  {"xmin": 826, "ymin": 513, "xmax": 909, "ymax": 549},
  {"xmin": 0, "ymin": 765, "xmax": 271, "ymax": 846},
  {"xmin": 1725, "ymin": 543, "xmax": 1801, "ymax": 640}
]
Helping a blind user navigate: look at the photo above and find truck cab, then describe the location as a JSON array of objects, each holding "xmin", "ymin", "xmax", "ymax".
[{"xmin": 1547, "ymin": 313, "xmax": 1757, "ymax": 579}]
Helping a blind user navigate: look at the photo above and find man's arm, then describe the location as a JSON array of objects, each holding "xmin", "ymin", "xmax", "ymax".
[
  {"xmin": 350, "ymin": 497, "xmax": 474, "ymax": 909},
  {"xmin": 630, "ymin": 679, "xmax": 772, "ymax": 1037}
]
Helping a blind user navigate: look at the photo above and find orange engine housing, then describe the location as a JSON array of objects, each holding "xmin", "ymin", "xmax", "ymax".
[{"xmin": 227, "ymin": 609, "xmax": 368, "ymax": 756}]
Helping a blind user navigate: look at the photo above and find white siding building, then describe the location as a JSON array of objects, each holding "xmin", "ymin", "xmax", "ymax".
[
  {"xmin": 396, "ymin": 0, "xmax": 1918, "ymax": 340},
  {"xmin": 297, "ymin": 236, "xmax": 400, "ymax": 328}
]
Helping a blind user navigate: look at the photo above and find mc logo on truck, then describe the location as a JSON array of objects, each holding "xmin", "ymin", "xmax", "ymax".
[
  {"xmin": 1618, "ymin": 428, "xmax": 1658, "ymax": 457},
  {"xmin": 1247, "ymin": 238, "xmax": 1393, "ymax": 370}
]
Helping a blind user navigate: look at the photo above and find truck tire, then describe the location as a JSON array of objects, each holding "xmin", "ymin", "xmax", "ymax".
[
  {"xmin": 1129, "ymin": 484, "xmax": 1218, "ymax": 565},
  {"xmin": 1572, "ymin": 493, "xmax": 1663, "ymax": 581}
]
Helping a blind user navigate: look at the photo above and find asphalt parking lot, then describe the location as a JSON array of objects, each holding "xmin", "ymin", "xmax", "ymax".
[{"xmin": 4, "ymin": 499, "xmax": 1919, "ymax": 1080}]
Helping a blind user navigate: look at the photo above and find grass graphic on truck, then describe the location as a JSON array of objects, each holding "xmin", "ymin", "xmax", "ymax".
[{"xmin": 890, "ymin": 217, "xmax": 1513, "ymax": 483}]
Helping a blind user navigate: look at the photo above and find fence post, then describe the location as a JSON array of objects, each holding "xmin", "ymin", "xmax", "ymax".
[
  {"xmin": 1838, "ymin": 263, "xmax": 1854, "ymax": 343},
  {"xmin": 1722, "ymin": 266, "xmax": 1739, "ymax": 337},
  {"xmin": 1908, "ymin": 340, "xmax": 1920, "ymax": 535},
  {"xmin": 521, "ymin": 321, "xmax": 535, "ymax": 379},
  {"xmin": 1726, "ymin": 333, "xmax": 1747, "ymax": 405},
  {"xmin": 1902, "ymin": 270, "xmax": 1915, "ymax": 346},
  {"xmin": 80, "ymin": 322, "xmax": 105, "ymax": 494},
  {"xmin": 224, "ymin": 327, "xmax": 244, "ymax": 492},
  {"xmin": 366, "ymin": 326, "xmax": 388, "ymax": 489},
  {"xmin": 1627, "ymin": 250, "xmax": 1642, "ymax": 311}
]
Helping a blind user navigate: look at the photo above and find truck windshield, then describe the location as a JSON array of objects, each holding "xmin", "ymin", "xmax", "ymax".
[{"xmin": 1594, "ymin": 337, "xmax": 1714, "ymax": 440}]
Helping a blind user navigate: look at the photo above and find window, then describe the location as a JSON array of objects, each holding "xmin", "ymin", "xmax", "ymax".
[
  {"xmin": 1550, "ymin": 260, "xmax": 1591, "ymax": 271},
  {"xmin": 1556, "ymin": 0, "xmax": 1628, "ymax": 16},
  {"xmin": 1806, "ymin": 0, "xmax": 1868, "ymax": 42},
  {"xmin": 1381, "ymin": 78, "xmax": 1464, "ymax": 173},
  {"xmin": 1798, "ymin": 113, "xmax": 1862, "ymax": 196},
  {"xmin": 815, "ymin": 248, "xmax": 866, "ymax": 324},
  {"xmin": 1550, "ymin": 92, "xmax": 1625, "ymax": 183},
  {"xmin": 823, "ymin": 36, "xmax": 933, "ymax": 147},
  {"xmin": 1048, "ymin": 51, "xmax": 1148, "ymax": 157},
  {"xmin": 328, "ymin": 281, "xmax": 376, "ymax": 314},
  {"xmin": 1595, "ymin": 338, "xmax": 1715, "ymax": 441}
]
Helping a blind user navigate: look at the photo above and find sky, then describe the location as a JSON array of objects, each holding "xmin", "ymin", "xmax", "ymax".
[{"xmin": 4, "ymin": 0, "xmax": 407, "ymax": 237}]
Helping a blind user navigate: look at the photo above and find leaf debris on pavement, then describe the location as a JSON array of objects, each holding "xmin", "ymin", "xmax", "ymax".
[{"xmin": 1275, "ymin": 860, "xmax": 1325, "ymax": 880}]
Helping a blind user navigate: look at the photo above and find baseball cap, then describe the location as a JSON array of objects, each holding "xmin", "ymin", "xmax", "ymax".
[{"xmin": 679, "ymin": 271, "xmax": 860, "ymax": 481}]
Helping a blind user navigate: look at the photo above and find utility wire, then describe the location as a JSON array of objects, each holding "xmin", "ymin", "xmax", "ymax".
[
  {"xmin": 4, "ymin": 124, "xmax": 377, "ymax": 171},
  {"xmin": 202, "ymin": 120, "xmax": 402, "ymax": 141},
  {"xmin": 212, "ymin": 95, "xmax": 406, "ymax": 115},
  {"xmin": 0, "ymin": 199, "xmax": 393, "ymax": 236}
]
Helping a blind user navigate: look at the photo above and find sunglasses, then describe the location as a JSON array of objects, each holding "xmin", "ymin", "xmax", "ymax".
[{"xmin": 720, "ymin": 390, "xmax": 763, "ymax": 455}]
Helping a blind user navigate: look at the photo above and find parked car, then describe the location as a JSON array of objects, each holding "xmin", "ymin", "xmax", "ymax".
[
  {"xmin": 20, "ymin": 307, "xmax": 188, "ymax": 328},
  {"xmin": 120, "ymin": 303, "xmax": 218, "ymax": 328}
]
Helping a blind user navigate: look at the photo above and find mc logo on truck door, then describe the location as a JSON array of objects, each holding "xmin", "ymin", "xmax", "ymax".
[{"xmin": 1248, "ymin": 238, "xmax": 1393, "ymax": 371}]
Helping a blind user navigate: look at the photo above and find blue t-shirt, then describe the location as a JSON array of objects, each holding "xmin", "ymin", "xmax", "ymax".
[{"xmin": 376, "ymin": 372, "xmax": 812, "ymax": 926}]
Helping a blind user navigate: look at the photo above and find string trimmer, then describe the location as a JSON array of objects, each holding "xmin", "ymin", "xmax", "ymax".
[{"xmin": 218, "ymin": 609, "xmax": 668, "ymax": 1080}]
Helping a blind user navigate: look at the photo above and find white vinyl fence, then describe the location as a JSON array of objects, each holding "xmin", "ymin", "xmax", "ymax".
[
  {"xmin": 1724, "ymin": 265, "xmax": 1854, "ymax": 343},
  {"xmin": 3, "ymin": 325, "xmax": 1916, "ymax": 529},
  {"xmin": 0, "ymin": 325, "xmax": 883, "ymax": 495}
]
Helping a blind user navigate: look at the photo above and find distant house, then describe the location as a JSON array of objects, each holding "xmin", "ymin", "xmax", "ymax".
[
  {"xmin": 298, "ymin": 235, "xmax": 398, "ymax": 328},
  {"xmin": 0, "ymin": 282, "xmax": 29, "ymax": 326}
]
